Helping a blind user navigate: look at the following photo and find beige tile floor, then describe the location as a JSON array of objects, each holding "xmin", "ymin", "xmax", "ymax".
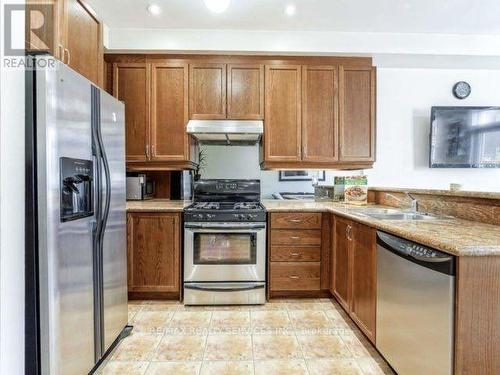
[{"xmin": 98, "ymin": 298, "xmax": 395, "ymax": 375}]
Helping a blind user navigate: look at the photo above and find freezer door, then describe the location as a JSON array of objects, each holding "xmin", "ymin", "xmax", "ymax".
[
  {"xmin": 99, "ymin": 89, "xmax": 128, "ymax": 353},
  {"xmin": 36, "ymin": 58, "xmax": 96, "ymax": 374}
]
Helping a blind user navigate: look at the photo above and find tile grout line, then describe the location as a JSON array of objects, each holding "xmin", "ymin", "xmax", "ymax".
[{"xmin": 200, "ymin": 310, "xmax": 213, "ymax": 374}]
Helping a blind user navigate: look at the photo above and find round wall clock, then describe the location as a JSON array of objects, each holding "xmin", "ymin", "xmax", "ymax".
[{"xmin": 452, "ymin": 81, "xmax": 471, "ymax": 99}]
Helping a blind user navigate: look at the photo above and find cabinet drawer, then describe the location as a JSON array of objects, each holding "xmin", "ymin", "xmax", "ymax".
[
  {"xmin": 271, "ymin": 212, "xmax": 322, "ymax": 229},
  {"xmin": 271, "ymin": 229, "xmax": 321, "ymax": 246},
  {"xmin": 270, "ymin": 246, "xmax": 321, "ymax": 262},
  {"xmin": 270, "ymin": 262, "xmax": 321, "ymax": 291}
]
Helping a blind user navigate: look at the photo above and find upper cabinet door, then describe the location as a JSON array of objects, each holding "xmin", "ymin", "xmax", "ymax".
[
  {"xmin": 113, "ymin": 63, "xmax": 150, "ymax": 162},
  {"xmin": 339, "ymin": 66, "xmax": 376, "ymax": 162},
  {"xmin": 264, "ymin": 65, "xmax": 302, "ymax": 162},
  {"xmin": 25, "ymin": 0, "xmax": 64, "ymax": 59},
  {"xmin": 227, "ymin": 64, "xmax": 264, "ymax": 120},
  {"xmin": 151, "ymin": 63, "xmax": 189, "ymax": 161},
  {"xmin": 64, "ymin": 0, "xmax": 103, "ymax": 86},
  {"xmin": 189, "ymin": 63, "xmax": 226, "ymax": 119},
  {"xmin": 302, "ymin": 66, "xmax": 339, "ymax": 163}
]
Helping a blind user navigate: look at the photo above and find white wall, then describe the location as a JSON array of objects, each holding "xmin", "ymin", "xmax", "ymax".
[
  {"xmin": 106, "ymin": 28, "xmax": 500, "ymax": 58},
  {"xmin": 201, "ymin": 67, "xmax": 500, "ymax": 195},
  {"xmin": 0, "ymin": 0, "xmax": 25, "ymax": 373},
  {"xmin": 367, "ymin": 68, "xmax": 500, "ymax": 191}
]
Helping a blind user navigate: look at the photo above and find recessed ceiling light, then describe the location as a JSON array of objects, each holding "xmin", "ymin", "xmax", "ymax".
[
  {"xmin": 147, "ymin": 4, "xmax": 162, "ymax": 15},
  {"xmin": 285, "ymin": 4, "xmax": 296, "ymax": 16},
  {"xmin": 204, "ymin": 0, "xmax": 231, "ymax": 14}
]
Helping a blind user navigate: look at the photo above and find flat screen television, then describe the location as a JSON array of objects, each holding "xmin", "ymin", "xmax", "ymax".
[{"xmin": 430, "ymin": 106, "xmax": 500, "ymax": 168}]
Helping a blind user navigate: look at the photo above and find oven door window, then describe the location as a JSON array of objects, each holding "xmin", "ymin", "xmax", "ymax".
[{"xmin": 193, "ymin": 232, "xmax": 257, "ymax": 265}]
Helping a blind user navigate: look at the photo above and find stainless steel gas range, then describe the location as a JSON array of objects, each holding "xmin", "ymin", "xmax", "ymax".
[{"xmin": 183, "ymin": 179, "xmax": 267, "ymax": 305}]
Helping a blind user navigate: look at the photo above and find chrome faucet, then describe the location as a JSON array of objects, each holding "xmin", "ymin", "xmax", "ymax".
[
  {"xmin": 406, "ymin": 193, "xmax": 418, "ymax": 213},
  {"xmin": 385, "ymin": 192, "xmax": 419, "ymax": 213}
]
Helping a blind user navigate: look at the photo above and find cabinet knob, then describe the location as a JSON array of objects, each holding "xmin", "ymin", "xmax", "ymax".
[
  {"xmin": 289, "ymin": 275, "xmax": 300, "ymax": 280},
  {"xmin": 289, "ymin": 219, "xmax": 303, "ymax": 223},
  {"xmin": 290, "ymin": 236, "xmax": 300, "ymax": 240},
  {"xmin": 289, "ymin": 252, "xmax": 301, "ymax": 257}
]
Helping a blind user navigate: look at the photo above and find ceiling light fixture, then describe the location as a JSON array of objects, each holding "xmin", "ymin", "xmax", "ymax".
[
  {"xmin": 285, "ymin": 4, "xmax": 296, "ymax": 16},
  {"xmin": 147, "ymin": 4, "xmax": 162, "ymax": 15},
  {"xmin": 204, "ymin": 0, "xmax": 231, "ymax": 14}
]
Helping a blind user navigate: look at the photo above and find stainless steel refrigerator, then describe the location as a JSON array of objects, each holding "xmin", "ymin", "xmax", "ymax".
[{"xmin": 25, "ymin": 56, "xmax": 130, "ymax": 374}]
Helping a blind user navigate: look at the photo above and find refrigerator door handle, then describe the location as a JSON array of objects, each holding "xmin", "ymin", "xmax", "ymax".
[
  {"xmin": 96, "ymin": 96, "xmax": 111, "ymax": 243},
  {"xmin": 91, "ymin": 86, "xmax": 105, "ymax": 360}
]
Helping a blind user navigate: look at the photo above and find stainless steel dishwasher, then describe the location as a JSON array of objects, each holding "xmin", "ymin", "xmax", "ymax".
[{"xmin": 376, "ymin": 231, "xmax": 456, "ymax": 375}]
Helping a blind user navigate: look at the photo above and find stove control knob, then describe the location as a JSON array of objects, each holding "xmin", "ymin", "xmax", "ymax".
[
  {"xmin": 194, "ymin": 213, "xmax": 204, "ymax": 219},
  {"xmin": 207, "ymin": 214, "xmax": 215, "ymax": 219}
]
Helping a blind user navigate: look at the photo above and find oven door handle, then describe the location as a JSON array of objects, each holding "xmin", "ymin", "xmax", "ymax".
[
  {"xmin": 185, "ymin": 223, "xmax": 266, "ymax": 230},
  {"xmin": 184, "ymin": 283, "xmax": 265, "ymax": 292}
]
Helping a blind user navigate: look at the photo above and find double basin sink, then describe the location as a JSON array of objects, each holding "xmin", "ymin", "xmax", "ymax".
[{"xmin": 349, "ymin": 207, "xmax": 447, "ymax": 221}]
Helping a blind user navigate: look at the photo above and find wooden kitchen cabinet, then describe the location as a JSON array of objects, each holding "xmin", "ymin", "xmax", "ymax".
[
  {"xmin": 331, "ymin": 216, "xmax": 376, "ymax": 343},
  {"xmin": 105, "ymin": 53, "xmax": 375, "ymax": 170},
  {"xmin": 189, "ymin": 63, "xmax": 227, "ymax": 119},
  {"xmin": 339, "ymin": 66, "xmax": 376, "ymax": 162},
  {"xmin": 227, "ymin": 64, "xmax": 264, "ymax": 119},
  {"xmin": 113, "ymin": 61, "xmax": 197, "ymax": 169},
  {"xmin": 127, "ymin": 212, "xmax": 181, "ymax": 299},
  {"xmin": 350, "ymin": 222, "xmax": 377, "ymax": 342},
  {"xmin": 64, "ymin": 0, "xmax": 103, "ymax": 86},
  {"xmin": 261, "ymin": 62, "xmax": 375, "ymax": 169},
  {"xmin": 264, "ymin": 65, "xmax": 302, "ymax": 162},
  {"xmin": 189, "ymin": 63, "xmax": 264, "ymax": 120},
  {"xmin": 113, "ymin": 63, "xmax": 150, "ymax": 162},
  {"xmin": 26, "ymin": 0, "xmax": 103, "ymax": 86},
  {"xmin": 269, "ymin": 212, "xmax": 330, "ymax": 297},
  {"xmin": 331, "ymin": 217, "xmax": 351, "ymax": 310},
  {"xmin": 270, "ymin": 262, "xmax": 321, "ymax": 291},
  {"xmin": 151, "ymin": 63, "xmax": 190, "ymax": 161},
  {"xmin": 302, "ymin": 66, "xmax": 339, "ymax": 163}
]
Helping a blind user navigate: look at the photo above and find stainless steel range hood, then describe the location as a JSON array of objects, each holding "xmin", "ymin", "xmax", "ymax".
[{"xmin": 186, "ymin": 120, "xmax": 263, "ymax": 145}]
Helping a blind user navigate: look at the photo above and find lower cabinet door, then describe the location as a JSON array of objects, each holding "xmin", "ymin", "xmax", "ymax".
[
  {"xmin": 127, "ymin": 212, "xmax": 180, "ymax": 294},
  {"xmin": 350, "ymin": 224, "xmax": 377, "ymax": 343},
  {"xmin": 270, "ymin": 262, "xmax": 321, "ymax": 291},
  {"xmin": 332, "ymin": 217, "xmax": 351, "ymax": 310}
]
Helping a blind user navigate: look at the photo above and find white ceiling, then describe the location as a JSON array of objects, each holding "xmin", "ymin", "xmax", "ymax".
[{"xmin": 87, "ymin": 0, "xmax": 500, "ymax": 35}]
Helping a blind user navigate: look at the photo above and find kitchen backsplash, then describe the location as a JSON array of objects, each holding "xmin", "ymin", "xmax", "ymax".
[{"xmin": 199, "ymin": 145, "xmax": 350, "ymax": 198}]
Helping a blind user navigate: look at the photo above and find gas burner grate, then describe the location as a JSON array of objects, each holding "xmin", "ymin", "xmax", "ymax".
[
  {"xmin": 234, "ymin": 202, "xmax": 262, "ymax": 210},
  {"xmin": 192, "ymin": 202, "xmax": 220, "ymax": 210}
]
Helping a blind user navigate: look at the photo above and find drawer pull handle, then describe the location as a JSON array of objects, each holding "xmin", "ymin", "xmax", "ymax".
[
  {"xmin": 289, "ymin": 219, "xmax": 303, "ymax": 223},
  {"xmin": 290, "ymin": 236, "xmax": 300, "ymax": 240},
  {"xmin": 289, "ymin": 275, "xmax": 300, "ymax": 279},
  {"xmin": 289, "ymin": 252, "xmax": 301, "ymax": 257}
]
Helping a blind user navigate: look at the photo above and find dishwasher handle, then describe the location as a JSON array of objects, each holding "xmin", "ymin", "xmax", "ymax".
[{"xmin": 377, "ymin": 231, "xmax": 455, "ymax": 276}]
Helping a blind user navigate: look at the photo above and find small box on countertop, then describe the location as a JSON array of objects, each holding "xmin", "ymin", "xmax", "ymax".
[{"xmin": 334, "ymin": 176, "xmax": 368, "ymax": 205}]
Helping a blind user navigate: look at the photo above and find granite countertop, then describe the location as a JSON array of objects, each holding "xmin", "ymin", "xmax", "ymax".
[
  {"xmin": 126, "ymin": 199, "xmax": 191, "ymax": 212},
  {"xmin": 126, "ymin": 199, "xmax": 500, "ymax": 256},
  {"xmin": 262, "ymin": 200, "xmax": 500, "ymax": 257}
]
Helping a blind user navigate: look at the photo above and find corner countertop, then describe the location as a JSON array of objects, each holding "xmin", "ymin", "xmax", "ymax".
[
  {"xmin": 262, "ymin": 200, "xmax": 500, "ymax": 257},
  {"xmin": 126, "ymin": 199, "xmax": 191, "ymax": 212},
  {"xmin": 125, "ymin": 199, "xmax": 500, "ymax": 257}
]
